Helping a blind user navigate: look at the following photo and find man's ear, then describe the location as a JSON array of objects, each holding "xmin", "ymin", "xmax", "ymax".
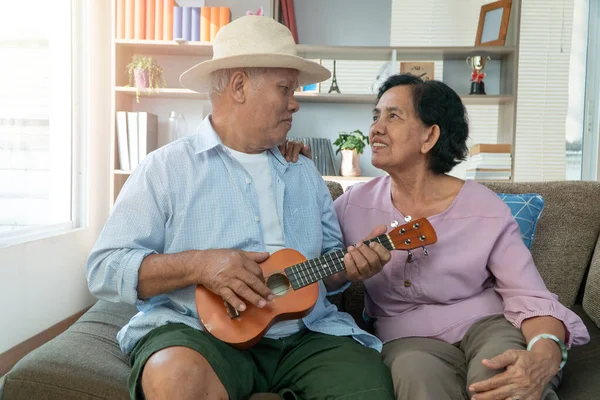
[
  {"xmin": 229, "ymin": 71, "xmax": 247, "ymax": 103},
  {"xmin": 421, "ymin": 125, "xmax": 440, "ymax": 154}
]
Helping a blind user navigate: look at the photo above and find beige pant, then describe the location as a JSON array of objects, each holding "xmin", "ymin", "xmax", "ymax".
[{"xmin": 382, "ymin": 315, "xmax": 561, "ymax": 400}]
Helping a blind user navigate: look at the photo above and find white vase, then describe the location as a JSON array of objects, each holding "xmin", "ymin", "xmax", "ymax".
[{"xmin": 340, "ymin": 149, "xmax": 361, "ymax": 177}]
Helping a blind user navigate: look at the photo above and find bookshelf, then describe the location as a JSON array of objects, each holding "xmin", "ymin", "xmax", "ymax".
[{"xmin": 110, "ymin": 1, "xmax": 521, "ymax": 205}]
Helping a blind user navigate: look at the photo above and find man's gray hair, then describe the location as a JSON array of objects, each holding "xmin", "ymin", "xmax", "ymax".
[{"xmin": 209, "ymin": 67, "xmax": 267, "ymax": 98}]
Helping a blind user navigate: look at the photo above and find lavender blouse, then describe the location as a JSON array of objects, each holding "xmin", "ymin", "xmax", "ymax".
[{"xmin": 333, "ymin": 177, "xmax": 590, "ymax": 348}]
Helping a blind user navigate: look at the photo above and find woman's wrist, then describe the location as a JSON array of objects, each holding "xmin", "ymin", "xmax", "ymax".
[{"xmin": 527, "ymin": 334, "xmax": 568, "ymax": 370}]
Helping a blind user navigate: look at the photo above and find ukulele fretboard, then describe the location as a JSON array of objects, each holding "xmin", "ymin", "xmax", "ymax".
[{"xmin": 284, "ymin": 233, "xmax": 394, "ymax": 290}]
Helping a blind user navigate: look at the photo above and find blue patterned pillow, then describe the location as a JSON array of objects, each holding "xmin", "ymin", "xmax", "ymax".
[{"xmin": 497, "ymin": 193, "xmax": 545, "ymax": 249}]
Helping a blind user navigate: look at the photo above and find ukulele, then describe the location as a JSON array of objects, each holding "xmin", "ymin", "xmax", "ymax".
[{"xmin": 195, "ymin": 218, "xmax": 437, "ymax": 349}]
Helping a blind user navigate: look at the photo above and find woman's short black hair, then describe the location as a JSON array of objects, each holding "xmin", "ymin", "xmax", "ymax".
[{"xmin": 376, "ymin": 74, "xmax": 469, "ymax": 174}]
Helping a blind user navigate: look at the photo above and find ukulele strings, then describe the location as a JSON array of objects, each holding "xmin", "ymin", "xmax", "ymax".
[{"xmin": 285, "ymin": 234, "xmax": 394, "ymax": 284}]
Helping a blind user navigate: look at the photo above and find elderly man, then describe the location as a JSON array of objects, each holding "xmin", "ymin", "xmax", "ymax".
[{"xmin": 86, "ymin": 16, "xmax": 394, "ymax": 400}]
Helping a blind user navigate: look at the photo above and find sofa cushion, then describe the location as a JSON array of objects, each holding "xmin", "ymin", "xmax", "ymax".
[
  {"xmin": 483, "ymin": 181, "xmax": 600, "ymax": 307},
  {"xmin": 583, "ymin": 237, "xmax": 600, "ymax": 328},
  {"xmin": 497, "ymin": 192, "xmax": 544, "ymax": 249},
  {"xmin": 556, "ymin": 305, "xmax": 600, "ymax": 399},
  {"xmin": 2, "ymin": 300, "xmax": 137, "ymax": 400}
]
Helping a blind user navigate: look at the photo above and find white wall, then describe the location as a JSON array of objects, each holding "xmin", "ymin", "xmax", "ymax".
[
  {"xmin": 0, "ymin": 0, "xmax": 111, "ymax": 353},
  {"xmin": 295, "ymin": 0, "xmax": 392, "ymax": 46}
]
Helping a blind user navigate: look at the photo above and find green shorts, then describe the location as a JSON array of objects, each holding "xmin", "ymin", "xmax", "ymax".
[{"xmin": 128, "ymin": 323, "xmax": 393, "ymax": 400}]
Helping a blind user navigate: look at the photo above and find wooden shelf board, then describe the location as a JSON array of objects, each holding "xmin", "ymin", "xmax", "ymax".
[
  {"xmin": 115, "ymin": 39, "xmax": 213, "ymax": 56},
  {"xmin": 296, "ymin": 45, "xmax": 515, "ymax": 61},
  {"xmin": 115, "ymin": 86, "xmax": 209, "ymax": 99},
  {"xmin": 296, "ymin": 93, "xmax": 375, "ymax": 104},
  {"xmin": 460, "ymin": 95, "xmax": 514, "ymax": 105},
  {"xmin": 115, "ymin": 39, "xmax": 515, "ymax": 61},
  {"xmin": 115, "ymin": 87, "xmax": 512, "ymax": 105}
]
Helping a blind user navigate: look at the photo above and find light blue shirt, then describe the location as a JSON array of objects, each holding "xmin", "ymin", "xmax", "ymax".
[{"xmin": 86, "ymin": 116, "xmax": 382, "ymax": 354}]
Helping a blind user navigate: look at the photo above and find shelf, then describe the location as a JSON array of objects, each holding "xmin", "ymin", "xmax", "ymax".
[
  {"xmin": 115, "ymin": 86, "xmax": 209, "ymax": 100},
  {"xmin": 115, "ymin": 39, "xmax": 515, "ymax": 61},
  {"xmin": 296, "ymin": 93, "xmax": 374, "ymax": 103},
  {"xmin": 297, "ymin": 45, "xmax": 516, "ymax": 61},
  {"xmin": 114, "ymin": 170, "xmax": 132, "ymax": 175},
  {"xmin": 115, "ymin": 39, "xmax": 213, "ymax": 56},
  {"xmin": 115, "ymin": 87, "xmax": 513, "ymax": 105}
]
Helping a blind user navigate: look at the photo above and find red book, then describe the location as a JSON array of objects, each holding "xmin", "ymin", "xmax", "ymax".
[
  {"xmin": 280, "ymin": 0, "xmax": 289, "ymax": 29},
  {"xmin": 286, "ymin": 0, "xmax": 298, "ymax": 43}
]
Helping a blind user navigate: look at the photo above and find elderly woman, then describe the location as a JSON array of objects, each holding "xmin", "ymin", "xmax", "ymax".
[{"xmin": 332, "ymin": 74, "xmax": 590, "ymax": 400}]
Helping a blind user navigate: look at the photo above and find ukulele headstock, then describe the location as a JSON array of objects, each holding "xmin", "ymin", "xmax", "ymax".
[{"xmin": 387, "ymin": 218, "xmax": 437, "ymax": 251}]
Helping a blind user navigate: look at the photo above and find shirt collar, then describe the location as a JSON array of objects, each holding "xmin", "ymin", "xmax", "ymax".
[
  {"xmin": 193, "ymin": 115, "xmax": 223, "ymax": 155},
  {"xmin": 193, "ymin": 114, "xmax": 299, "ymax": 167}
]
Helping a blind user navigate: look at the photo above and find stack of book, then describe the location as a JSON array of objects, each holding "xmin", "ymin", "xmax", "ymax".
[
  {"xmin": 465, "ymin": 144, "xmax": 512, "ymax": 181},
  {"xmin": 115, "ymin": 111, "xmax": 159, "ymax": 172},
  {"xmin": 116, "ymin": 0, "xmax": 230, "ymax": 42}
]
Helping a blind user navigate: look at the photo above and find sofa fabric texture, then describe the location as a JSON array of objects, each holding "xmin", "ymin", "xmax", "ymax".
[{"xmin": 2, "ymin": 180, "xmax": 600, "ymax": 400}]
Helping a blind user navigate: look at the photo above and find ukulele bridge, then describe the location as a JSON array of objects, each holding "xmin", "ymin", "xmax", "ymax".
[{"xmin": 224, "ymin": 301, "xmax": 240, "ymax": 319}]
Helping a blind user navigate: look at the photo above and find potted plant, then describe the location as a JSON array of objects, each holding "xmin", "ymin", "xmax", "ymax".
[
  {"xmin": 333, "ymin": 129, "xmax": 370, "ymax": 177},
  {"xmin": 126, "ymin": 55, "xmax": 166, "ymax": 102}
]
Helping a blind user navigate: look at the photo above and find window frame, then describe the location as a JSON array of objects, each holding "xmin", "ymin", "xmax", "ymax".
[
  {"xmin": 0, "ymin": 0, "xmax": 88, "ymax": 248},
  {"xmin": 582, "ymin": 0, "xmax": 600, "ymax": 180}
]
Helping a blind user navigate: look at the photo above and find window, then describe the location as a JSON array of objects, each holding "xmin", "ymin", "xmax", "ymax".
[
  {"xmin": 565, "ymin": 0, "xmax": 590, "ymax": 180},
  {"xmin": 0, "ymin": 0, "xmax": 85, "ymax": 246}
]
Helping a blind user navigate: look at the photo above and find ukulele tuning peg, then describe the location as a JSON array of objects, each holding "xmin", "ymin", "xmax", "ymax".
[
  {"xmin": 422, "ymin": 247, "xmax": 429, "ymax": 256},
  {"xmin": 406, "ymin": 250, "xmax": 414, "ymax": 263}
]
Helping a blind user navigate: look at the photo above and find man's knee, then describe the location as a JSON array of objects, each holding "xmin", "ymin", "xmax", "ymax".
[{"xmin": 141, "ymin": 346, "xmax": 227, "ymax": 400}]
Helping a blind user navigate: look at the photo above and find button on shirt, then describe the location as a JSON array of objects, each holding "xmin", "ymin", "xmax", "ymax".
[{"xmin": 86, "ymin": 116, "xmax": 381, "ymax": 354}]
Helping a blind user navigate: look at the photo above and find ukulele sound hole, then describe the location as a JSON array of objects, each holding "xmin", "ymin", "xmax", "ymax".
[{"xmin": 266, "ymin": 273, "xmax": 291, "ymax": 297}]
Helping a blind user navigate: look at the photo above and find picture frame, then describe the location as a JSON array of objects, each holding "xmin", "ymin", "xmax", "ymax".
[
  {"xmin": 475, "ymin": 0, "xmax": 512, "ymax": 46},
  {"xmin": 400, "ymin": 62, "xmax": 435, "ymax": 81}
]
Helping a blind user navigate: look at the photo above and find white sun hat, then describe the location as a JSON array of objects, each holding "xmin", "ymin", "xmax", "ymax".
[{"xmin": 179, "ymin": 15, "xmax": 331, "ymax": 93}]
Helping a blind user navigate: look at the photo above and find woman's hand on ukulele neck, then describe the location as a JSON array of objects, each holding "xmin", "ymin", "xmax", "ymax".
[
  {"xmin": 324, "ymin": 225, "xmax": 391, "ymax": 290},
  {"xmin": 193, "ymin": 249, "xmax": 275, "ymax": 312}
]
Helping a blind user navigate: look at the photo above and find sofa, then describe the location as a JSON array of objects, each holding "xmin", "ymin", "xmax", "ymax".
[{"xmin": 2, "ymin": 180, "xmax": 600, "ymax": 400}]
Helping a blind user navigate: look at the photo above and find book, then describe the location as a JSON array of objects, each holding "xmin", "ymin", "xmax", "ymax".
[
  {"xmin": 127, "ymin": 112, "xmax": 139, "ymax": 169},
  {"xmin": 137, "ymin": 113, "xmax": 159, "ymax": 164},
  {"xmin": 154, "ymin": 0, "xmax": 163, "ymax": 39},
  {"xmin": 173, "ymin": 6, "xmax": 183, "ymax": 39},
  {"xmin": 218, "ymin": 7, "xmax": 230, "ymax": 32},
  {"xmin": 134, "ymin": 0, "xmax": 146, "ymax": 39},
  {"xmin": 182, "ymin": 6, "xmax": 192, "ymax": 41},
  {"xmin": 200, "ymin": 7, "xmax": 211, "ymax": 42},
  {"xmin": 191, "ymin": 7, "xmax": 200, "ymax": 41},
  {"xmin": 115, "ymin": 112, "xmax": 130, "ymax": 171},
  {"xmin": 116, "ymin": 0, "xmax": 126, "ymax": 39},
  {"xmin": 145, "ymin": 0, "xmax": 155, "ymax": 40},
  {"xmin": 209, "ymin": 7, "xmax": 219, "ymax": 42},
  {"xmin": 125, "ymin": 0, "xmax": 135, "ymax": 39},
  {"xmin": 163, "ymin": 0, "xmax": 174, "ymax": 40}
]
